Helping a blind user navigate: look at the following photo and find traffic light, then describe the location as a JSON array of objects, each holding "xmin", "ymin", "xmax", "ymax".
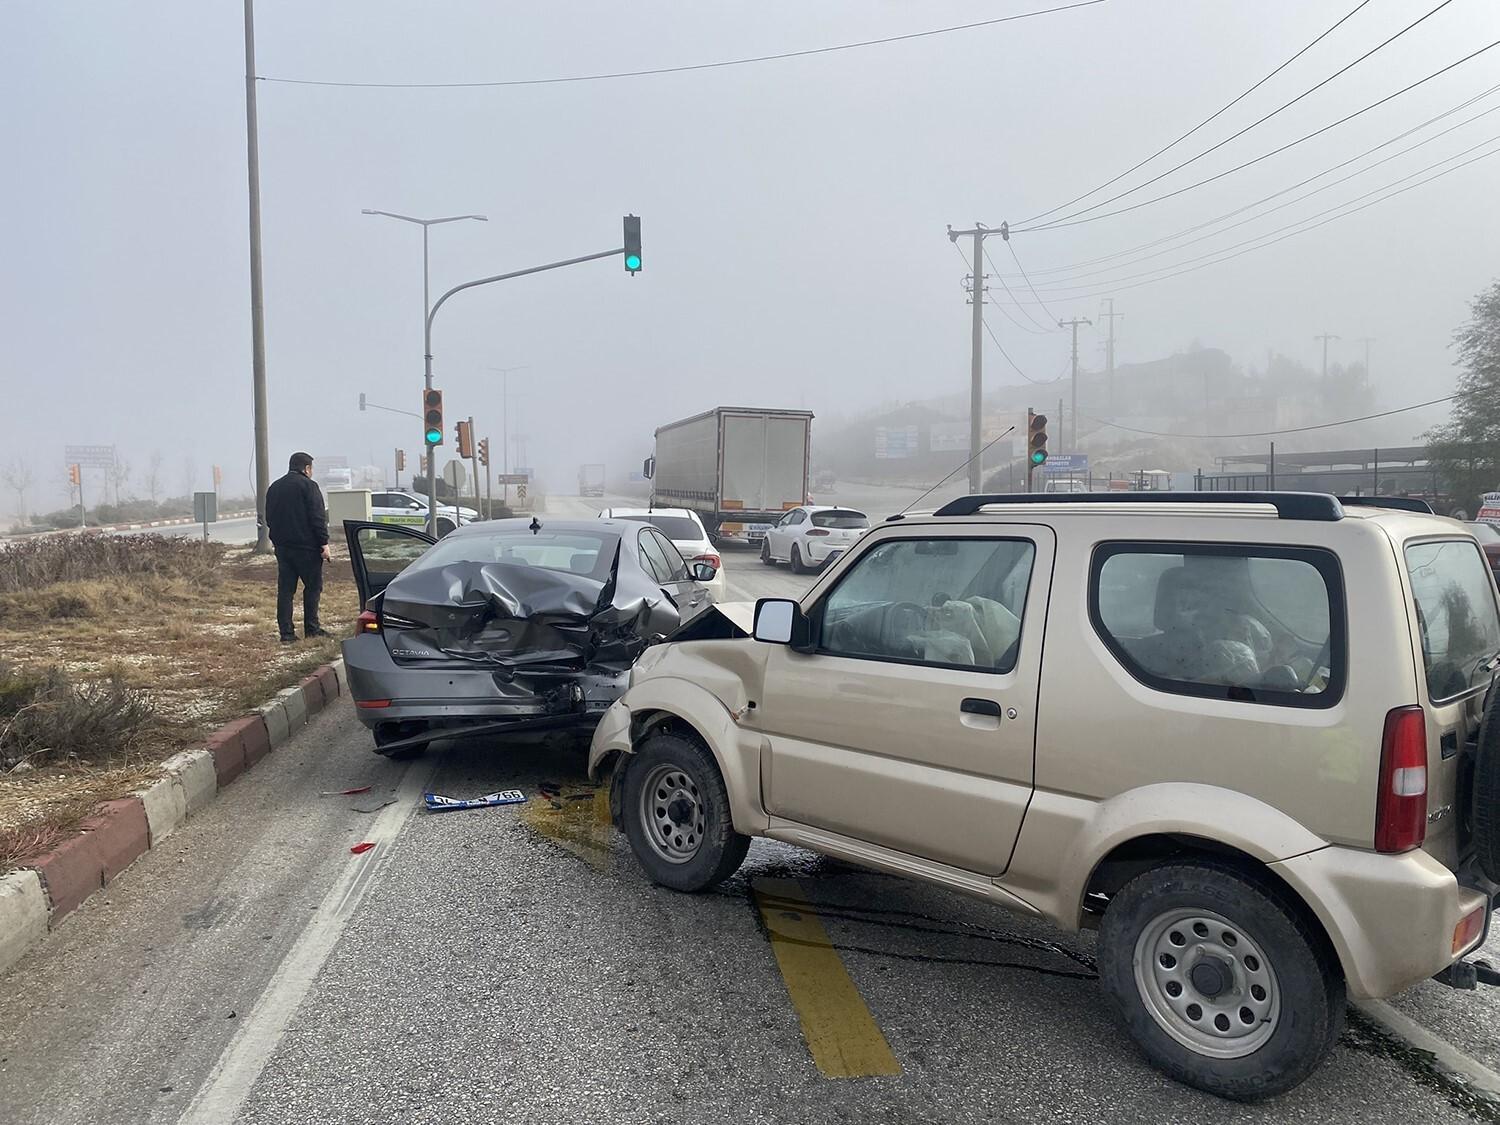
[
  {"xmin": 623, "ymin": 214, "xmax": 641, "ymax": 274},
  {"xmin": 455, "ymin": 419, "xmax": 473, "ymax": 459},
  {"xmin": 68, "ymin": 464, "xmax": 80, "ymax": 486},
  {"xmin": 477, "ymin": 438, "xmax": 489, "ymax": 467},
  {"xmin": 395, "ymin": 448, "xmax": 406, "ymax": 472},
  {"xmin": 424, "ymin": 390, "xmax": 443, "ymax": 445},
  {"xmin": 359, "ymin": 392, "xmax": 367, "ymax": 411},
  {"xmin": 1028, "ymin": 410, "xmax": 1049, "ymax": 467}
]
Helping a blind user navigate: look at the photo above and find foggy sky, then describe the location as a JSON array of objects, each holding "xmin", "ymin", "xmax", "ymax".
[{"xmin": 3, "ymin": 0, "xmax": 1498, "ymax": 510}]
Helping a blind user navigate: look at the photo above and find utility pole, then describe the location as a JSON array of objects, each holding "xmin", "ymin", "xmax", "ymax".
[
  {"xmin": 1059, "ymin": 316, "xmax": 1092, "ymax": 451},
  {"xmin": 489, "ymin": 366, "xmax": 528, "ymax": 507},
  {"xmin": 1315, "ymin": 333, "xmax": 1340, "ymax": 380},
  {"xmin": 947, "ymin": 222, "xmax": 1004, "ymax": 492},
  {"xmin": 243, "ymin": 0, "xmax": 271, "ymax": 553},
  {"xmin": 1357, "ymin": 336, "xmax": 1375, "ymax": 380},
  {"xmin": 1100, "ymin": 299, "xmax": 1124, "ymax": 413},
  {"xmin": 467, "ymin": 415, "xmax": 480, "ymax": 510}
]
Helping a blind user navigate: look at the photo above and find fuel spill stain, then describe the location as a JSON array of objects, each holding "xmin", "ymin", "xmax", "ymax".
[
  {"xmin": 519, "ymin": 783, "xmax": 615, "ymax": 870},
  {"xmin": 752, "ymin": 875, "xmax": 903, "ymax": 1079}
]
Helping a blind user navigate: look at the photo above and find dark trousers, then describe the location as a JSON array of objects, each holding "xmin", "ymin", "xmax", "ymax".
[{"xmin": 276, "ymin": 548, "xmax": 323, "ymax": 639}]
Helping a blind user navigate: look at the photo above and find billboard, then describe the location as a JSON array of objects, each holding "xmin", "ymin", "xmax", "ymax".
[
  {"xmin": 875, "ymin": 425, "xmax": 918, "ymax": 459},
  {"xmin": 928, "ymin": 422, "xmax": 969, "ymax": 453}
]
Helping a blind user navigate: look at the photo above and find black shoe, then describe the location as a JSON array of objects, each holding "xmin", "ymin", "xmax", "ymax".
[
  {"xmin": 305, "ymin": 627, "xmax": 332, "ymax": 639},
  {"xmin": 280, "ymin": 635, "xmax": 297, "ymax": 644}
]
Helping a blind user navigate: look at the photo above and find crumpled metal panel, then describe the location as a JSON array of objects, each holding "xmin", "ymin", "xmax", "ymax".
[{"xmin": 380, "ymin": 542, "xmax": 681, "ymax": 671}]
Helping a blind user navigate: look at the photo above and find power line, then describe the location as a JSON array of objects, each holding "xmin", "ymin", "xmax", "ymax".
[
  {"xmin": 1017, "ymin": 0, "xmax": 1376, "ymax": 227},
  {"xmin": 1005, "ymin": 241, "xmax": 1065, "ymax": 322},
  {"xmin": 1080, "ymin": 396, "xmax": 1454, "ymax": 439},
  {"xmin": 983, "ymin": 318, "xmax": 1065, "ymax": 384},
  {"xmin": 981, "ymin": 246, "xmax": 1055, "ymax": 333},
  {"xmin": 986, "ymin": 133, "xmax": 1500, "ymax": 306},
  {"xmin": 1022, "ymin": 133, "xmax": 1500, "ymax": 293},
  {"xmin": 1002, "ymin": 82, "xmax": 1500, "ymax": 281},
  {"xmin": 1009, "ymin": 37, "xmax": 1500, "ymax": 234},
  {"xmin": 1020, "ymin": 0, "xmax": 1458, "ymax": 231},
  {"xmin": 257, "ymin": 0, "xmax": 1110, "ymax": 89}
]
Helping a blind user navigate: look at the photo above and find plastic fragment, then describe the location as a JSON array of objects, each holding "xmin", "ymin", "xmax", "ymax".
[
  {"xmin": 423, "ymin": 790, "xmax": 528, "ymax": 813},
  {"xmin": 350, "ymin": 841, "xmax": 375, "ymax": 855},
  {"xmin": 320, "ymin": 786, "xmax": 373, "ymax": 797}
]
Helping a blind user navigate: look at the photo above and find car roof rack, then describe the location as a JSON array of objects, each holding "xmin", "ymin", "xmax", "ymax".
[
  {"xmin": 929, "ymin": 491, "xmax": 1344, "ymax": 522},
  {"xmin": 1335, "ymin": 495, "xmax": 1435, "ymax": 514}
]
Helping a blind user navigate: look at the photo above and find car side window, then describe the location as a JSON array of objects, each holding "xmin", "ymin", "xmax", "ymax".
[
  {"xmin": 647, "ymin": 529, "xmax": 688, "ymax": 579},
  {"xmin": 815, "ymin": 537, "xmax": 1036, "ymax": 672},
  {"xmin": 637, "ymin": 530, "xmax": 675, "ymax": 584},
  {"xmin": 1090, "ymin": 543, "xmax": 1345, "ymax": 708}
]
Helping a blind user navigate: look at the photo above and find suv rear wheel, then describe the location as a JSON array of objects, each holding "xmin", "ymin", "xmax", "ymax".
[
  {"xmin": 1098, "ymin": 862, "xmax": 1344, "ymax": 1101},
  {"xmin": 620, "ymin": 732, "xmax": 749, "ymax": 892}
]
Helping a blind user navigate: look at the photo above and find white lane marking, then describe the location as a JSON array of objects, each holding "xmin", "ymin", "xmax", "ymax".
[
  {"xmin": 1355, "ymin": 998, "xmax": 1500, "ymax": 1098},
  {"xmin": 178, "ymin": 760, "xmax": 434, "ymax": 1125}
]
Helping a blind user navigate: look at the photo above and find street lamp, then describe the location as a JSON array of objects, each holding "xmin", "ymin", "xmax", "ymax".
[
  {"xmin": 362, "ymin": 209, "xmax": 488, "ymax": 533},
  {"xmin": 489, "ymin": 365, "xmax": 529, "ymax": 506}
]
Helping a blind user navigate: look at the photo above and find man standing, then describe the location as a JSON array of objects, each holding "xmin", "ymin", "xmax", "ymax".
[{"xmin": 265, "ymin": 451, "xmax": 330, "ymax": 643}]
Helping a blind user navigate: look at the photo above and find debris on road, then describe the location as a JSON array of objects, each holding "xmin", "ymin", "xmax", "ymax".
[
  {"xmin": 351, "ymin": 791, "xmax": 398, "ymax": 813},
  {"xmin": 320, "ymin": 785, "xmax": 372, "ymax": 797},
  {"xmin": 422, "ymin": 790, "xmax": 528, "ymax": 813},
  {"xmin": 349, "ymin": 841, "xmax": 375, "ymax": 855}
]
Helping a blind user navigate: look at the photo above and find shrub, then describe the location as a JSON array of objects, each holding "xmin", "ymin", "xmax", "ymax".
[
  {"xmin": 0, "ymin": 662, "xmax": 155, "ymax": 770},
  {"xmin": 0, "ymin": 534, "xmax": 226, "ymax": 594}
]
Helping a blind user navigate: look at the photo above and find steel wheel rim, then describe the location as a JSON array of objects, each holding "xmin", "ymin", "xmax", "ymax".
[
  {"xmin": 1132, "ymin": 906, "xmax": 1281, "ymax": 1059},
  {"xmin": 639, "ymin": 763, "xmax": 706, "ymax": 865}
]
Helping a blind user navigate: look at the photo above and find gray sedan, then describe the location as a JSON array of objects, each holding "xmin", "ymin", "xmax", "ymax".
[{"xmin": 342, "ymin": 517, "xmax": 719, "ymax": 756}]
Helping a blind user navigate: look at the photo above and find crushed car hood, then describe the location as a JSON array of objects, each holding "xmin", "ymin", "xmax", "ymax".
[{"xmin": 380, "ymin": 544, "xmax": 681, "ymax": 670}]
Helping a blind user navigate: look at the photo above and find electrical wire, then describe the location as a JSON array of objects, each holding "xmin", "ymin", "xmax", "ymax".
[
  {"xmin": 1009, "ymin": 37, "xmax": 1500, "ymax": 234},
  {"xmin": 1002, "ymin": 82, "xmax": 1500, "ymax": 281},
  {"xmin": 1017, "ymin": 0, "xmax": 1376, "ymax": 227},
  {"xmin": 1021, "ymin": 132, "xmax": 1500, "ymax": 293},
  {"xmin": 981, "ymin": 246, "xmax": 1056, "ymax": 333},
  {"xmin": 1020, "ymin": 0, "xmax": 1458, "ymax": 231},
  {"xmin": 1005, "ymin": 240, "xmax": 1064, "ymax": 321},
  {"xmin": 983, "ymin": 319, "xmax": 1066, "ymax": 384},
  {"xmin": 256, "ymin": 0, "xmax": 1109, "ymax": 89},
  {"xmin": 987, "ymin": 135, "xmax": 1500, "ymax": 305},
  {"xmin": 1080, "ymin": 396, "xmax": 1455, "ymax": 440}
]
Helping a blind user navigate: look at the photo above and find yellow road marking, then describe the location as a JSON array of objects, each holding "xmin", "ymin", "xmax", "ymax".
[{"xmin": 752, "ymin": 876, "xmax": 902, "ymax": 1078}]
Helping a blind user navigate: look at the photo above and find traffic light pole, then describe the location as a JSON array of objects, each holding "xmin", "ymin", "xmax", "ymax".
[
  {"xmin": 467, "ymin": 416, "xmax": 480, "ymax": 514},
  {"xmin": 423, "ymin": 244, "xmax": 629, "ymax": 533}
]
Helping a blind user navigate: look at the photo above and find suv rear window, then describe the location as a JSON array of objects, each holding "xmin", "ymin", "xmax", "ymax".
[
  {"xmin": 811, "ymin": 510, "xmax": 868, "ymax": 529},
  {"xmin": 1405, "ymin": 539, "xmax": 1500, "ymax": 702},
  {"xmin": 1090, "ymin": 543, "xmax": 1344, "ymax": 708}
]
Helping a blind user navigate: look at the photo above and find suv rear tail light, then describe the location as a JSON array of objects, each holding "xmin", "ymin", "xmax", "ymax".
[
  {"xmin": 692, "ymin": 553, "xmax": 721, "ymax": 570},
  {"xmin": 1453, "ymin": 904, "xmax": 1486, "ymax": 955},
  {"xmin": 1376, "ymin": 706, "xmax": 1427, "ymax": 853},
  {"xmin": 357, "ymin": 609, "xmax": 380, "ymax": 634},
  {"xmin": 806, "ymin": 528, "xmax": 830, "ymax": 537}
]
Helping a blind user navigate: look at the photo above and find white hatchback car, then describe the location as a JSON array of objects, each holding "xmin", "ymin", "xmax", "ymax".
[
  {"xmin": 761, "ymin": 505, "xmax": 870, "ymax": 572},
  {"xmin": 598, "ymin": 507, "xmax": 727, "ymax": 603}
]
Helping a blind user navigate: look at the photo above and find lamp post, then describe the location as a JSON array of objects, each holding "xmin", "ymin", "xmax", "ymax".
[
  {"xmin": 489, "ymin": 365, "xmax": 529, "ymax": 506},
  {"xmin": 362, "ymin": 210, "xmax": 488, "ymax": 532}
]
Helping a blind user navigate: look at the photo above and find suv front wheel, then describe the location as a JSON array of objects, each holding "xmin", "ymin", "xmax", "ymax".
[
  {"xmin": 620, "ymin": 732, "xmax": 750, "ymax": 892},
  {"xmin": 1098, "ymin": 862, "xmax": 1345, "ymax": 1101}
]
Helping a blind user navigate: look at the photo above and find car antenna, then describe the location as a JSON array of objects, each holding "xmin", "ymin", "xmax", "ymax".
[
  {"xmin": 895, "ymin": 425, "xmax": 1017, "ymax": 517},
  {"xmin": 529, "ymin": 516, "xmax": 542, "ymax": 535}
]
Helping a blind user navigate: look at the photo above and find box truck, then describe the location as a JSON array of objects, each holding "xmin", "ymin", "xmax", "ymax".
[{"xmin": 577, "ymin": 463, "xmax": 606, "ymax": 497}]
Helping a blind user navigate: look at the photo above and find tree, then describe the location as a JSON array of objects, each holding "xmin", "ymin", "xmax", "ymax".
[
  {"xmin": 1, "ymin": 459, "xmax": 34, "ymax": 522},
  {"xmin": 1427, "ymin": 280, "xmax": 1500, "ymax": 513},
  {"xmin": 109, "ymin": 457, "xmax": 132, "ymax": 505},
  {"xmin": 144, "ymin": 451, "xmax": 164, "ymax": 506}
]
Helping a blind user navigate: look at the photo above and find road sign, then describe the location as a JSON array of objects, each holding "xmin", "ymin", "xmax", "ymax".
[
  {"xmin": 64, "ymin": 444, "xmax": 116, "ymax": 469},
  {"xmin": 1042, "ymin": 453, "xmax": 1089, "ymax": 474},
  {"xmin": 516, "ymin": 483, "xmax": 528, "ymax": 502},
  {"xmin": 1478, "ymin": 493, "xmax": 1500, "ymax": 525},
  {"xmin": 495, "ymin": 473, "xmax": 528, "ymax": 485},
  {"xmin": 442, "ymin": 460, "xmax": 468, "ymax": 490},
  {"xmin": 193, "ymin": 492, "xmax": 217, "ymax": 523}
]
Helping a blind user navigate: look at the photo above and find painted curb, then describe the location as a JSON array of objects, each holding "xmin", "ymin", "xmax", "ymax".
[{"xmin": 0, "ymin": 658, "xmax": 344, "ymax": 980}]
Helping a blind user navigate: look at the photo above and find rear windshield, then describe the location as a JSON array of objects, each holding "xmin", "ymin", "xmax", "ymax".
[
  {"xmin": 811, "ymin": 510, "xmax": 869, "ymax": 529},
  {"xmin": 616, "ymin": 515, "xmax": 702, "ymax": 541},
  {"xmin": 408, "ymin": 529, "xmax": 618, "ymax": 582},
  {"xmin": 1406, "ymin": 539, "xmax": 1500, "ymax": 702}
]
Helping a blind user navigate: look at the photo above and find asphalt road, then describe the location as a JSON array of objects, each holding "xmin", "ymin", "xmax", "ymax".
[
  {"xmin": 114, "ymin": 516, "xmax": 261, "ymax": 544},
  {"xmin": 5, "ymin": 488, "xmax": 1500, "ymax": 1123}
]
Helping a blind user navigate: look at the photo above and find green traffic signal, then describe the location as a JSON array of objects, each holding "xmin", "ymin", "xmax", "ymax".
[
  {"xmin": 623, "ymin": 214, "xmax": 641, "ymax": 275},
  {"xmin": 425, "ymin": 427, "xmax": 442, "ymax": 445},
  {"xmin": 1030, "ymin": 450, "xmax": 1048, "ymax": 465},
  {"xmin": 625, "ymin": 253, "xmax": 641, "ymax": 271}
]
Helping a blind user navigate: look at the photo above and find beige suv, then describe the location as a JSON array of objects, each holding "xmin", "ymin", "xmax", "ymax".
[{"xmin": 588, "ymin": 492, "xmax": 1500, "ymax": 1100}]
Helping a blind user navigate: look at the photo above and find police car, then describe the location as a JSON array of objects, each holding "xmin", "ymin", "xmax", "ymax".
[{"xmin": 369, "ymin": 490, "xmax": 478, "ymax": 537}]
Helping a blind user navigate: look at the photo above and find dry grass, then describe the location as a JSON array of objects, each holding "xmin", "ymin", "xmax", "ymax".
[{"xmin": 0, "ymin": 542, "xmax": 360, "ymax": 869}]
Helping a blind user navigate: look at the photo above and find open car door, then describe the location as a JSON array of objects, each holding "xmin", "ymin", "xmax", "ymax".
[{"xmin": 344, "ymin": 520, "xmax": 436, "ymax": 609}]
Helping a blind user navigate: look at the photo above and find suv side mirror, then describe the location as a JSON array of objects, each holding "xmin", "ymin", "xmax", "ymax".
[
  {"xmin": 754, "ymin": 598, "xmax": 812, "ymax": 651},
  {"xmin": 691, "ymin": 561, "xmax": 718, "ymax": 583}
]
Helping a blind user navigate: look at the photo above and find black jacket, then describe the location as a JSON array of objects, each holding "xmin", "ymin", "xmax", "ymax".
[{"xmin": 265, "ymin": 471, "xmax": 328, "ymax": 549}]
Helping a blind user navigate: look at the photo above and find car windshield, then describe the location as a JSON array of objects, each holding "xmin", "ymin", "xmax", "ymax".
[
  {"xmin": 1406, "ymin": 538, "xmax": 1500, "ymax": 701},
  {"xmin": 406, "ymin": 528, "xmax": 618, "ymax": 582},
  {"xmin": 811, "ymin": 510, "xmax": 868, "ymax": 529},
  {"xmin": 616, "ymin": 515, "xmax": 702, "ymax": 541},
  {"xmin": 1467, "ymin": 522, "xmax": 1500, "ymax": 544}
]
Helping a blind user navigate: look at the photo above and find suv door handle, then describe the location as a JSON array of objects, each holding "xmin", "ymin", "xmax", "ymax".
[{"xmin": 960, "ymin": 698, "xmax": 1002, "ymax": 718}]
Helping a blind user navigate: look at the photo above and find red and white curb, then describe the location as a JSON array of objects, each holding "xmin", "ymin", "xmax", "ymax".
[
  {"xmin": 0, "ymin": 659, "xmax": 345, "ymax": 980},
  {"xmin": 103, "ymin": 510, "xmax": 257, "ymax": 532}
]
